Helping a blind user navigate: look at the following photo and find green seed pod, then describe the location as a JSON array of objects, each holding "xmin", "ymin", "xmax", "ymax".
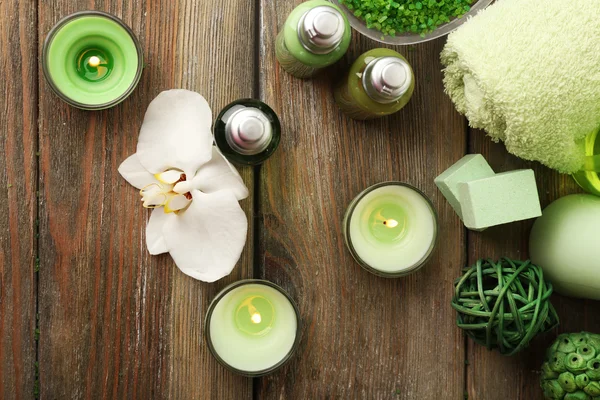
[
  {"xmin": 549, "ymin": 339, "xmax": 562, "ymax": 356},
  {"xmin": 559, "ymin": 336, "xmax": 578, "ymax": 353},
  {"xmin": 576, "ymin": 373, "xmax": 591, "ymax": 389},
  {"xmin": 559, "ymin": 371, "xmax": 578, "ymax": 393},
  {"xmin": 585, "ymin": 381, "xmax": 600, "ymax": 396},
  {"xmin": 587, "ymin": 359, "xmax": 600, "ymax": 380},
  {"xmin": 551, "ymin": 352, "xmax": 568, "ymax": 373},
  {"xmin": 588, "ymin": 337, "xmax": 600, "ymax": 353},
  {"xmin": 567, "ymin": 353, "xmax": 589, "ymax": 373},
  {"xmin": 542, "ymin": 379, "xmax": 566, "ymax": 399},
  {"xmin": 572, "ymin": 333, "xmax": 589, "ymax": 346},
  {"xmin": 579, "ymin": 345, "xmax": 597, "ymax": 361},
  {"xmin": 564, "ymin": 391, "xmax": 592, "ymax": 400},
  {"xmin": 543, "ymin": 362, "xmax": 560, "ymax": 380}
]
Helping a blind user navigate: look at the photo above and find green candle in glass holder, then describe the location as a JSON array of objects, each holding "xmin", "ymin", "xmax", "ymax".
[
  {"xmin": 42, "ymin": 11, "xmax": 143, "ymax": 110},
  {"xmin": 205, "ymin": 280, "xmax": 301, "ymax": 376},
  {"xmin": 343, "ymin": 182, "xmax": 438, "ymax": 277}
]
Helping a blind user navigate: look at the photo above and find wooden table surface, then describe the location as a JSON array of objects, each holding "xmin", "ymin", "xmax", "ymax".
[{"xmin": 2, "ymin": 0, "xmax": 599, "ymax": 399}]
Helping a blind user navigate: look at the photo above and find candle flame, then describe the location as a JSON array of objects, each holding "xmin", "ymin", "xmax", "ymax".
[
  {"xmin": 88, "ymin": 56, "xmax": 101, "ymax": 68},
  {"xmin": 250, "ymin": 312, "xmax": 262, "ymax": 324},
  {"xmin": 384, "ymin": 219, "xmax": 399, "ymax": 228}
]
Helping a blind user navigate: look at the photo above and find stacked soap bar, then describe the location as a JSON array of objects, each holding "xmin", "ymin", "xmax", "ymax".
[{"xmin": 435, "ymin": 155, "xmax": 542, "ymax": 230}]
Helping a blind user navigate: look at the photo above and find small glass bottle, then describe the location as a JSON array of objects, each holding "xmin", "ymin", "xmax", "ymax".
[
  {"xmin": 573, "ymin": 127, "xmax": 600, "ymax": 196},
  {"xmin": 275, "ymin": 0, "xmax": 351, "ymax": 79},
  {"xmin": 334, "ymin": 48, "xmax": 415, "ymax": 120},
  {"xmin": 214, "ymin": 99, "xmax": 281, "ymax": 166}
]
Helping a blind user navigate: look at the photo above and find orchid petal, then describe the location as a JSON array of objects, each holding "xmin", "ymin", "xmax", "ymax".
[
  {"xmin": 173, "ymin": 180, "xmax": 192, "ymax": 195},
  {"xmin": 162, "ymin": 190, "xmax": 248, "ymax": 282},
  {"xmin": 136, "ymin": 90, "xmax": 213, "ymax": 176},
  {"xmin": 164, "ymin": 194, "xmax": 191, "ymax": 213},
  {"xmin": 189, "ymin": 148, "xmax": 249, "ymax": 200},
  {"xmin": 146, "ymin": 209, "xmax": 173, "ymax": 255},
  {"xmin": 155, "ymin": 169, "xmax": 184, "ymax": 184},
  {"xmin": 142, "ymin": 193, "xmax": 167, "ymax": 208},
  {"xmin": 118, "ymin": 154, "xmax": 156, "ymax": 190}
]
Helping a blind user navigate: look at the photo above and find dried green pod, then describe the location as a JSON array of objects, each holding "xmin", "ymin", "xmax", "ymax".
[
  {"xmin": 559, "ymin": 372, "xmax": 577, "ymax": 393},
  {"xmin": 587, "ymin": 359, "xmax": 600, "ymax": 380},
  {"xmin": 571, "ymin": 334, "xmax": 589, "ymax": 346},
  {"xmin": 575, "ymin": 373, "xmax": 590, "ymax": 389},
  {"xmin": 566, "ymin": 354, "xmax": 588, "ymax": 373},
  {"xmin": 564, "ymin": 391, "xmax": 591, "ymax": 400},
  {"xmin": 541, "ymin": 333, "xmax": 600, "ymax": 400},
  {"xmin": 584, "ymin": 381, "xmax": 600, "ymax": 397},
  {"xmin": 578, "ymin": 345, "xmax": 597, "ymax": 361},
  {"xmin": 589, "ymin": 338, "xmax": 600, "ymax": 353},
  {"xmin": 559, "ymin": 336, "xmax": 578, "ymax": 354},
  {"xmin": 542, "ymin": 380, "xmax": 566, "ymax": 399},
  {"xmin": 543, "ymin": 363, "xmax": 560, "ymax": 380}
]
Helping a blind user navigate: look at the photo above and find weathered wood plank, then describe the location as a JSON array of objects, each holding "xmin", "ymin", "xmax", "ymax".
[
  {"xmin": 258, "ymin": 2, "xmax": 467, "ymax": 396},
  {"xmin": 466, "ymin": 132, "xmax": 600, "ymax": 399},
  {"xmin": 37, "ymin": 1, "xmax": 255, "ymax": 398},
  {"xmin": 0, "ymin": 0, "xmax": 38, "ymax": 398}
]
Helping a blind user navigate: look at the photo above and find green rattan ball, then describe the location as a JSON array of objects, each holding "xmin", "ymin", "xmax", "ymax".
[{"xmin": 451, "ymin": 258, "xmax": 560, "ymax": 356}]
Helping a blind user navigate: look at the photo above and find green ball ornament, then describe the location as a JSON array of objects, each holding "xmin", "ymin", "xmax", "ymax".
[
  {"xmin": 451, "ymin": 258, "xmax": 559, "ymax": 356},
  {"xmin": 541, "ymin": 332, "xmax": 600, "ymax": 400}
]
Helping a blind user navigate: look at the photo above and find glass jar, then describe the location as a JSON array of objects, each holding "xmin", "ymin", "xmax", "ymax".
[
  {"xmin": 343, "ymin": 182, "xmax": 438, "ymax": 277},
  {"xmin": 42, "ymin": 11, "xmax": 143, "ymax": 110},
  {"xmin": 204, "ymin": 279, "xmax": 301, "ymax": 377}
]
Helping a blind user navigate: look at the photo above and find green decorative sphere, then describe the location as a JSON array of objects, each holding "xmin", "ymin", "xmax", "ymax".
[
  {"xmin": 451, "ymin": 258, "xmax": 559, "ymax": 356},
  {"xmin": 541, "ymin": 332, "xmax": 600, "ymax": 400}
]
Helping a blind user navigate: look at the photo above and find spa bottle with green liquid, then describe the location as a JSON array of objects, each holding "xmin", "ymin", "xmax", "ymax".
[
  {"xmin": 214, "ymin": 99, "xmax": 281, "ymax": 166},
  {"xmin": 573, "ymin": 127, "xmax": 600, "ymax": 196},
  {"xmin": 334, "ymin": 48, "xmax": 415, "ymax": 120},
  {"xmin": 275, "ymin": 0, "xmax": 351, "ymax": 79}
]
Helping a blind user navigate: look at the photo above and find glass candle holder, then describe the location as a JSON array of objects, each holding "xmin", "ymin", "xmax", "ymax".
[
  {"xmin": 573, "ymin": 127, "xmax": 600, "ymax": 196},
  {"xmin": 204, "ymin": 279, "xmax": 301, "ymax": 377},
  {"xmin": 42, "ymin": 11, "xmax": 143, "ymax": 110},
  {"xmin": 343, "ymin": 182, "xmax": 438, "ymax": 277}
]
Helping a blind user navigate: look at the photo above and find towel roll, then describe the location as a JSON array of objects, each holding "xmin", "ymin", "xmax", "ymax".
[{"xmin": 442, "ymin": 0, "xmax": 600, "ymax": 173}]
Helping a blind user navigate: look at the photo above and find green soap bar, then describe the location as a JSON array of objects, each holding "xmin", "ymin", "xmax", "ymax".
[
  {"xmin": 434, "ymin": 154, "xmax": 495, "ymax": 219},
  {"xmin": 459, "ymin": 170, "xmax": 542, "ymax": 230}
]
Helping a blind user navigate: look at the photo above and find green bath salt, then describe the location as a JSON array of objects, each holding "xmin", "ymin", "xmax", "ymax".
[{"xmin": 339, "ymin": 0, "xmax": 474, "ymax": 36}]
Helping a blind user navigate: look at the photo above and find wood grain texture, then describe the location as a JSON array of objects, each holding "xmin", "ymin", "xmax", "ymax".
[
  {"xmin": 466, "ymin": 131, "xmax": 600, "ymax": 400},
  {"xmin": 37, "ymin": 1, "xmax": 255, "ymax": 399},
  {"xmin": 258, "ymin": 2, "xmax": 467, "ymax": 397},
  {"xmin": 0, "ymin": 1, "xmax": 38, "ymax": 399},
  {"xmin": 0, "ymin": 0, "xmax": 38, "ymax": 399}
]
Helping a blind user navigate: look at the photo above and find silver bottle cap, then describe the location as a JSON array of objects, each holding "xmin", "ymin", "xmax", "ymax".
[
  {"xmin": 224, "ymin": 106, "xmax": 272, "ymax": 155},
  {"xmin": 362, "ymin": 57, "xmax": 412, "ymax": 104},
  {"xmin": 297, "ymin": 6, "xmax": 345, "ymax": 55}
]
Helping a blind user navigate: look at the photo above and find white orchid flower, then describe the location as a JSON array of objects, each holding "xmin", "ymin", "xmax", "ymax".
[{"xmin": 118, "ymin": 90, "xmax": 249, "ymax": 282}]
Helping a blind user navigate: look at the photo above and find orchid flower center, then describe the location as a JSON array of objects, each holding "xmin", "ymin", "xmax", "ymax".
[{"xmin": 140, "ymin": 169, "xmax": 193, "ymax": 213}]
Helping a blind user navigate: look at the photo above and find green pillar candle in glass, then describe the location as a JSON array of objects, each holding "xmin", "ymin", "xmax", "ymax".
[
  {"xmin": 334, "ymin": 48, "xmax": 415, "ymax": 120},
  {"xmin": 205, "ymin": 280, "xmax": 301, "ymax": 376},
  {"xmin": 573, "ymin": 127, "xmax": 600, "ymax": 196},
  {"xmin": 42, "ymin": 11, "xmax": 143, "ymax": 110},
  {"xmin": 343, "ymin": 182, "xmax": 438, "ymax": 277},
  {"xmin": 213, "ymin": 99, "xmax": 281, "ymax": 166},
  {"xmin": 275, "ymin": 0, "xmax": 351, "ymax": 79}
]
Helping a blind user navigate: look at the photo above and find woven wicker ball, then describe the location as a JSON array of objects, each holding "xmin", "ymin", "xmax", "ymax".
[{"xmin": 451, "ymin": 258, "xmax": 559, "ymax": 356}]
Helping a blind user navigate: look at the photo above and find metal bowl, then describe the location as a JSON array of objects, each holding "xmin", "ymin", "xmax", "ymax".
[{"xmin": 333, "ymin": 0, "xmax": 494, "ymax": 45}]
